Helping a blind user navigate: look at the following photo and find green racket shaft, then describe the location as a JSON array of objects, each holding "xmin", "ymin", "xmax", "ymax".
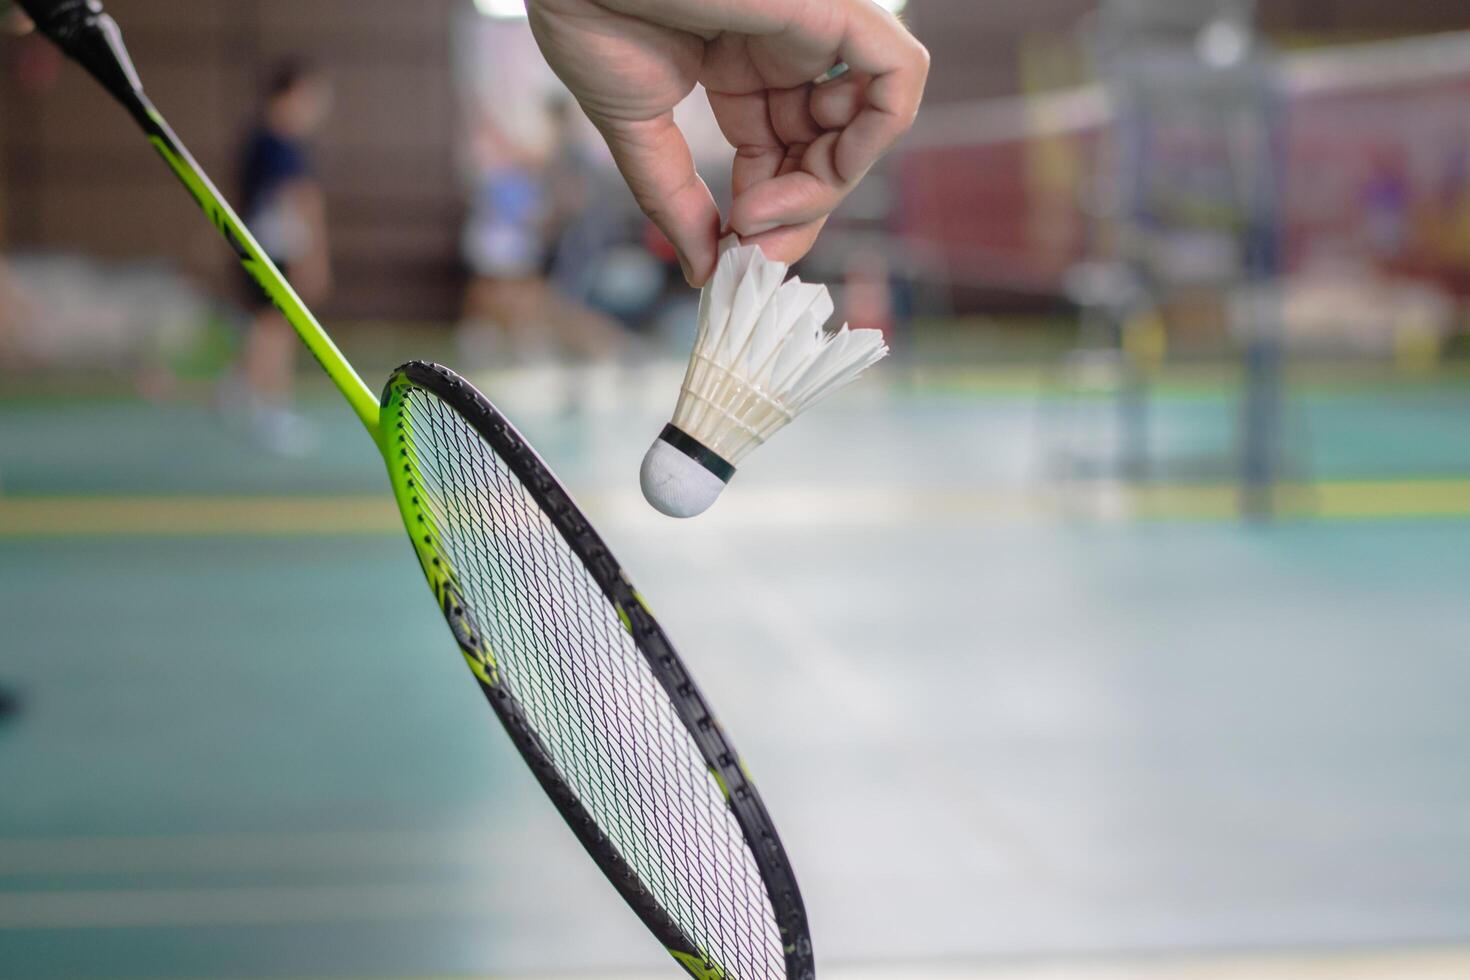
[{"xmin": 18, "ymin": 0, "xmax": 381, "ymax": 438}]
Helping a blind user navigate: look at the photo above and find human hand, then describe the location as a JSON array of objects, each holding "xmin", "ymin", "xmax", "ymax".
[
  {"xmin": 2, "ymin": 5, "xmax": 34, "ymax": 34},
  {"xmin": 527, "ymin": 0, "xmax": 928, "ymax": 285}
]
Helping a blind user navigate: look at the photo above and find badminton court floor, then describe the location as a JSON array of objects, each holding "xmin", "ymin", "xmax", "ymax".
[{"xmin": 1, "ymin": 367, "xmax": 1468, "ymax": 977}]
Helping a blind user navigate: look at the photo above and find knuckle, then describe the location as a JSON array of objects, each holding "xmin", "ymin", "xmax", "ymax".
[{"xmin": 914, "ymin": 41, "xmax": 932, "ymax": 76}]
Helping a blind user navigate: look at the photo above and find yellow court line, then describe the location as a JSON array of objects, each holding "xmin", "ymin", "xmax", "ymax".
[
  {"xmin": 0, "ymin": 495, "xmax": 401, "ymax": 537},
  {"xmin": 1312, "ymin": 479, "xmax": 1470, "ymax": 518},
  {"xmin": 495, "ymin": 947, "xmax": 1470, "ymax": 980},
  {"xmin": 0, "ymin": 480, "xmax": 1467, "ymax": 537},
  {"xmin": 1133, "ymin": 479, "xmax": 1470, "ymax": 520}
]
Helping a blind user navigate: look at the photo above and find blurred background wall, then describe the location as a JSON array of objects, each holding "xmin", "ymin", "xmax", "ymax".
[
  {"xmin": 911, "ymin": 0, "xmax": 1470, "ymax": 103},
  {"xmin": 6, "ymin": 0, "xmax": 1469, "ymax": 326},
  {"xmin": 0, "ymin": 0, "xmax": 460, "ymax": 321}
]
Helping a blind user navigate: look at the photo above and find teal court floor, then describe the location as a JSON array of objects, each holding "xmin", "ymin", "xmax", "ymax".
[{"xmin": 1, "ymin": 365, "xmax": 1469, "ymax": 978}]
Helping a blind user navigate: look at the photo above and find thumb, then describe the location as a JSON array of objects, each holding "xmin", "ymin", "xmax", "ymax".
[{"xmin": 592, "ymin": 110, "xmax": 721, "ymax": 286}]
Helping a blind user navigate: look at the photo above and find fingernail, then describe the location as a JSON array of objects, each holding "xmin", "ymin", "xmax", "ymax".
[
  {"xmin": 740, "ymin": 220, "xmax": 779, "ymax": 237},
  {"xmin": 677, "ymin": 253, "xmax": 695, "ymax": 285}
]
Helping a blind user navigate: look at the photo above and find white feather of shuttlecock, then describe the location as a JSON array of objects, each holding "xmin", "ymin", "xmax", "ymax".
[{"xmin": 669, "ymin": 236, "xmax": 888, "ymax": 466}]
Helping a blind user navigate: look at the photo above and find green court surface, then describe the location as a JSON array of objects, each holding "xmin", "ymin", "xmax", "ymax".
[{"xmin": 2, "ymin": 368, "xmax": 1469, "ymax": 978}]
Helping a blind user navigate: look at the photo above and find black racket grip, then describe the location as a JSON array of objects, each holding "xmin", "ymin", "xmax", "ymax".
[{"xmin": 17, "ymin": 0, "xmax": 147, "ymax": 111}]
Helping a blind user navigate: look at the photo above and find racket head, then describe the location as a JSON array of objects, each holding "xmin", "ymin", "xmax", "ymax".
[{"xmin": 379, "ymin": 362, "xmax": 813, "ymax": 980}]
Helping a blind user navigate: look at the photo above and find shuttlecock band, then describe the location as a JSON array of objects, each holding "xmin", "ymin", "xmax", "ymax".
[{"xmin": 658, "ymin": 424, "xmax": 736, "ymax": 483}]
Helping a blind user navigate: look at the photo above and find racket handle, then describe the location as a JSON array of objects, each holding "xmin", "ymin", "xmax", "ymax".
[{"xmin": 17, "ymin": 0, "xmax": 147, "ymax": 116}]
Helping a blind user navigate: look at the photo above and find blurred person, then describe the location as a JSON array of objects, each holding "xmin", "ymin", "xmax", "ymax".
[
  {"xmin": 0, "ymin": 258, "xmax": 34, "ymax": 369},
  {"xmin": 221, "ymin": 59, "xmax": 333, "ymax": 456},
  {"xmin": 1, "ymin": 9, "xmax": 23, "ymax": 483},
  {"xmin": 541, "ymin": 101, "xmax": 675, "ymax": 341},
  {"xmin": 525, "ymin": 0, "xmax": 929, "ymax": 284},
  {"xmin": 461, "ymin": 108, "xmax": 546, "ymax": 318},
  {"xmin": 543, "ymin": 96, "xmax": 621, "ymax": 310},
  {"xmin": 542, "ymin": 95, "xmax": 647, "ymax": 350},
  {"xmin": 458, "ymin": 102, "xmax": 628, "ymax": 368},
  {"xmin": 1430, "ymin": 141, "xmax": 1470, "ymax": 272},
  {"xmin": 1361, "ymin": 148, "xmax": 1411, "ymax": 265},
  {"xmin": 458, "ymin": 107, "xmax": 557, "ymax": 362},
  {"xmin": 0, "ymin": 2, "xmax": 19, "ymax": 723}
]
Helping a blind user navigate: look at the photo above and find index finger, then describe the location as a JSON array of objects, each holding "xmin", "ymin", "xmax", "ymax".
[{"xmin": 830, "ymin": 0, "xmax": 929, "ymax": 184}]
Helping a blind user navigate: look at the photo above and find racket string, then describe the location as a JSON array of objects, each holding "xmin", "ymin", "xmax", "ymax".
[
  {"xmin": 412, "ymin": 405, "xmax": 711, "ymax": 918},
  {"xmin": 484, "ymin": 441, "xmax": 774, "ymax": 970},
  {"xmin": 402, "ymin": 393, "xmax": 784, "ymax": 979}
]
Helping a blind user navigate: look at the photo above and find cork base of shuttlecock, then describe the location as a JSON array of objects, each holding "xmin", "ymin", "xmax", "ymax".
[{"xmin": 640, "ymin": 425, "xmax": 735, "ymax": 519}]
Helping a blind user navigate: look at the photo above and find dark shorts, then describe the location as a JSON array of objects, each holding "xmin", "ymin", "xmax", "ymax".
[{"xmin": 240, "ymin": 258, "xmax": 290, "ymax": 313}]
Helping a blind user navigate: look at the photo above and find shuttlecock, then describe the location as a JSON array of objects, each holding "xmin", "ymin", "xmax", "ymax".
[{"xmin": 641, "ymin": 236, "xmax": 888, "ymax": 518}]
